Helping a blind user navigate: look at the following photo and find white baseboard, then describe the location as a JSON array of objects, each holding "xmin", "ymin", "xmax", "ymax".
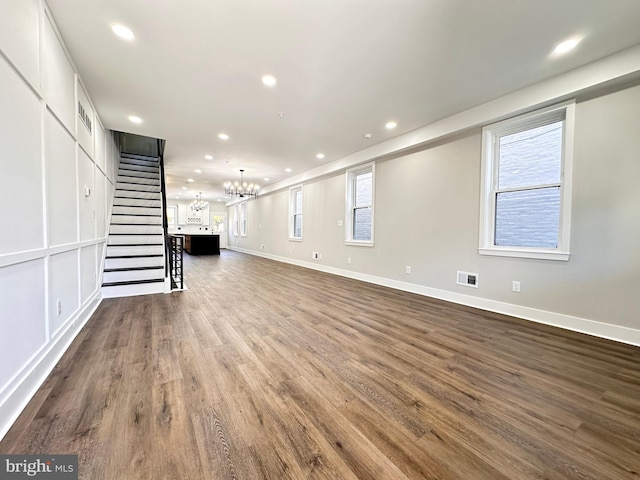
[
  {"xmin": 0, "ymin": 292, "xmax": 102, "ymax": 441},
  {"xmin": 230, "ymin": 247, "xmax": 640, "ymax": 347}
]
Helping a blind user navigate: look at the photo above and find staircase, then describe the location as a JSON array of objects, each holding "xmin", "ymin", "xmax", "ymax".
[{"xmin": 102, "ymin": 153, "xmax": 167, "ymax": 298}]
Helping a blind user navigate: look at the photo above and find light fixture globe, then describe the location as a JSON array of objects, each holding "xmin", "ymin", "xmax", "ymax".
[
  {"xmin": 224, "ymin": 169, "xmax": 259, "ymax": 199},
  {"xmin": 190, "ymin": 192, "xmax": 209, "ymax": 212}
]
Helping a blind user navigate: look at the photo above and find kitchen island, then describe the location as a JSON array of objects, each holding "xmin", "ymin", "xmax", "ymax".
[{"xmin": 183, "ymin": 234, "xmax": 220, "ymax": 255}]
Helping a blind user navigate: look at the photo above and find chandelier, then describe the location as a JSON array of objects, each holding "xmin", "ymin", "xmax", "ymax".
[
  {"xmin": 224, "ymin": 169, "xmax": 259, "ymax": 199},
  {"xmin": 190, "ymin": 192, "xmax": 209, "ymax": 212}
]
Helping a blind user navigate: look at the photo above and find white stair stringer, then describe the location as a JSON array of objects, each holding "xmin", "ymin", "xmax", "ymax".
[{"xmin": 102, "ymin": 154, "xmax": 167, "ymax": 298}]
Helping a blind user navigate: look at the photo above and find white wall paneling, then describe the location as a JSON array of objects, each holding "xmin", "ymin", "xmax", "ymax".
[
  {"xmin": 94, "ymin": 119, "xmax": 105, "ymax": 173},
  {"xmin": 48, "ymin": 249, "xmax": 80, "ymax": 338},
  {"xmin": 95, "ymin": 171, "xmax": 107, "ymax": 239},
  {"xmin": 77, "ymin": 146, "xmax": 96, "ymax": 242},
  {"xmin": 0, "ymin": 0, "xmax": 40, "ymax": 90},
  {"xmin": 0, "ymin": 56, "xmax": 44, "ymax": 255},
  {"xmin": 80, "ymin": 244, "xmax": 97, "ymax": 303},
  {"xmin": 96, "ymin": 241, "xmax": 105, "ymax": 285},
  {"xmin": 75, "ymin": 80, "xmax": 94, "ymax": 157},
  {"xmin": 41, "ymin": 14, "xmax": 75, "ymax": 133},
  {"xmin": 45, "ymin": 108, "xmax": 77, "ymax": 246},
  {"xmin": 0, "ymin": 4, "xmax": 119, "ymax": 442},
  {"xmin": 0, "ymin": 259, "xmax": 47, "ymax": 395}
]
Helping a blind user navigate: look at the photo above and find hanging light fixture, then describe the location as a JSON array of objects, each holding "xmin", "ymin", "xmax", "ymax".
[
  {"xmin": 190, "ymin": 192, "xmax": 209, "ymax": 212},
  {"xmin": 224, "ymin": 169, "xmax": 259, "ymax": 199}
]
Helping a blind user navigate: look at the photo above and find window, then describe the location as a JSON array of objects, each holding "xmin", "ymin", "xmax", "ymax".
[
  {"xmin": 233, "ymin": 204, "xmax": 239, "ymax": 237},
  {"xmin": 479, "ymin": 102, "xmax": 575, "ymax": 260},
  {"xmin": 239, "ymin": 201, "xmax": 247, "ymax": 237},
  {"xmin": 289, "ymin": 185, "xmax": 303, "ymax": 240},
  {"xmin": 345, "ymin": 163, "xmax": 375, "ymax": 245},
  {"xmin": 212, "ymin": 214, "xmax": 225, "ymax": 233}
]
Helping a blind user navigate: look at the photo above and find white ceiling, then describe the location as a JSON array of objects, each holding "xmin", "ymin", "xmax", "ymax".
[{"xmin": 47, "ymin": 0, "xmax": 640, "ymax": 203}]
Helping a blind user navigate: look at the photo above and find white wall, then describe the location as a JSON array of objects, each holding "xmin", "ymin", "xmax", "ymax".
[
  {"xmin": 230, "ymin": 83, "xmax": 640, "ymax": 346},
  {"xmin": 0, "ymin": 0, "xmax": 120, "ymax": 440},
  {"xmin": 167, "ymin": 200, "xmax": 228, "ymax": 236}
]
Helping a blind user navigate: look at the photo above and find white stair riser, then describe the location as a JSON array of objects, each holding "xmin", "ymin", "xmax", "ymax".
[
  {"xmin": 103, "ymin": 268, "xmax": 164, "ymax": 283},
  {"xmin": 102, "ymin": 281, "xmax": 165, "ymax": 298},
  {"xmin": 110, "ymin": 224, "xmax": 163, "ymax": 234},
  {"xmin": 111, "ymin": 215, "xmax": 162, "ymax": 225},
  {"xmin": 112, "ymin": 206, "xmax": 162, "ymax": 216},
  {"xmin": 117, "ymin": 176, "xmax": 160, "ymax": 187},
  {"xmin": 119, "ymin": 160, "xmax": 160, "ymax": 170},
  {"xmin": 105, "ymin": 256, "xmax": 164, "ymax": 269},
  {"xmin": 114, "ymin": 190, "xmax": 162, "ymax": 200},
  {"xmin": 118, "ymin": 163, "xmax": 159, "ymax": 174},
  {"xmin": 116, "ymin": 183, "xmax": 161, "ymax": 193},
  {"xmin": 108, "ymin": 234, "xmax": 164, "ymax": 245},
  {"xmin": 107, "ymin": 245, "xmax": 164, "ymax": 257},
  {"xmin": 113, "ymin": 198, "xmax": 162, "ymax": 207},
  {"xmin": 121, "ymin": 154, "xmax": 159, "ymax": 161},
  {"xmin": 117, "ymin": 169, "xmax": 159, "ymax": 178}
]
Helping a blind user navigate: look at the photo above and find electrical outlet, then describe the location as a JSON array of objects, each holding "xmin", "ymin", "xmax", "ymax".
[
  {"xmin": 405, "ymin": 266, "xmax": 411, "ymax": 274},
  {"xmin": 56, "ymin": 299, "xmax": 62, "ymax": 316},
  {"xmin": 347, "ymin": 257, "xmax": 351, "ymax": 264},
  {"xmin": 512, "ymin": 281, "xmax": 521, "ymax": 292},
  {"xmin": 312, "ymin": 252, "xmax": 319, "ymax": 260},
  {"xmin": 260, "ymin": 244, "xmax": 265, "ymax": 250},
  {"xmin": 338, "ymin": 220, "xmax": 343, "ymax": 227}
]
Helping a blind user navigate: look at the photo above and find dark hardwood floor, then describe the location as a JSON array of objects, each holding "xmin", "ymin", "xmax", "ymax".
[{"xmin": 1, "ymin": 250, "xmax": 639, "ymax": 479}]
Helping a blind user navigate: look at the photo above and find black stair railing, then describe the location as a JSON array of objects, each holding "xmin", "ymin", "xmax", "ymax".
[
  {"xmin": 169, "ymin": 235, "xmax": 184, "ymax": 290},
  {"xmin": 157, "ymin": 139, "xmax": 184, "ymax": 290},
  {"xmin": 157, "ymin": 139, "xmax": 171, "ymax": 281}
]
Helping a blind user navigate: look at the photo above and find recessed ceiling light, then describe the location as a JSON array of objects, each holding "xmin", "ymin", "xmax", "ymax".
[
  {"xmin": 204, "ymin": 154, "xmax": 213, "ymax": 160},
  {"xmin": 553, "ymin": 37, "xmax": 581, "ymax": 56},
  {"xmin": 175, "ymin": 196, "xmax": 180, "ymax": 199},
  {"xmin": 363, "ymin": 133, "xmax": 372, "ymax": 139},
  {"xmin": 218, "ymin": 133, "xmax": 229, "ymax": 140},
  {"xmin": 181, "ymin": 187, "xmax": 187, "ymax": 190},
  {"xmin": 385, "ymin": 121, "xmax": 397, "ymax": 130},
  {"xmin": 194, "ymin": 169, "xmax": 202, "ymax": 173},
  {"xmin": 128, "ymin": 115, "xmax": 142, "ymax": 124},
  {"xmin": 187, "ymin": 178, "xmax": 194, "ymax": 183},
  {"xmin": 262, "ymin": 75, "xmax": 277, "ymax": 87},
  {"xmin": 264, "ymin": 177, "xmax": 270, "ymax": 182},
  {"xmin": 111, "ymin": 24, "xmax": 135, "ymax": 41},
  {"xmin": 316, "ymin": 153, "xmax": 325, "ymax": 160},
  {"xmin": 217, "ymin": 199, "xmax": 222, "ymax": 202},
  {"xmin": 285, "ymin": 168, "xmax": 292, "ymax": 173}
]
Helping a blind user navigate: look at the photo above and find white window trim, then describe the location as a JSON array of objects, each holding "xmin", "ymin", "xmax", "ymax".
[
  {"xmin": 240, "ymin": 201, "xmax": 248, "ymax": 237},
  {"xmin": 345, "ymin": 162, "xmax": 375, "ymax": 247},
  {"xmin": 288, "ymin": 184, "xmax": 303, "ymax": 241},
  {"xmin": 479, "ymin": 101, "xmax": 575, "ymax": 261},
  {"xmin": 233, "ymin": 204, "xmax": 239, "ymax": 237}
]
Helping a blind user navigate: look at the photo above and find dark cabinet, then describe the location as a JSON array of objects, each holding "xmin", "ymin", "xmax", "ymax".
[{"xmin": 184, "ymin": 234, "xmax": 220, "ymax": 255}]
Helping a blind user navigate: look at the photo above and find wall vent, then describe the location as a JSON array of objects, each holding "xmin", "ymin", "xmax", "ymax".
[{"xmin": 457, "ymin": 271, "xmax": 479, "ymax": 288}]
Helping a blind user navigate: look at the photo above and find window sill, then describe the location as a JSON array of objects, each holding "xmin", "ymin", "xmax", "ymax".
[
  {"xmin": 345, "ymin": 241, "xmax": 374, "ymax": 247},
  {"xmin": 288, "ymin": 237, "xmax": 303, "ymax": 242},
  {"xmin": 478, "ymin": 247, "xmax": 570, "ymax": 261}
]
